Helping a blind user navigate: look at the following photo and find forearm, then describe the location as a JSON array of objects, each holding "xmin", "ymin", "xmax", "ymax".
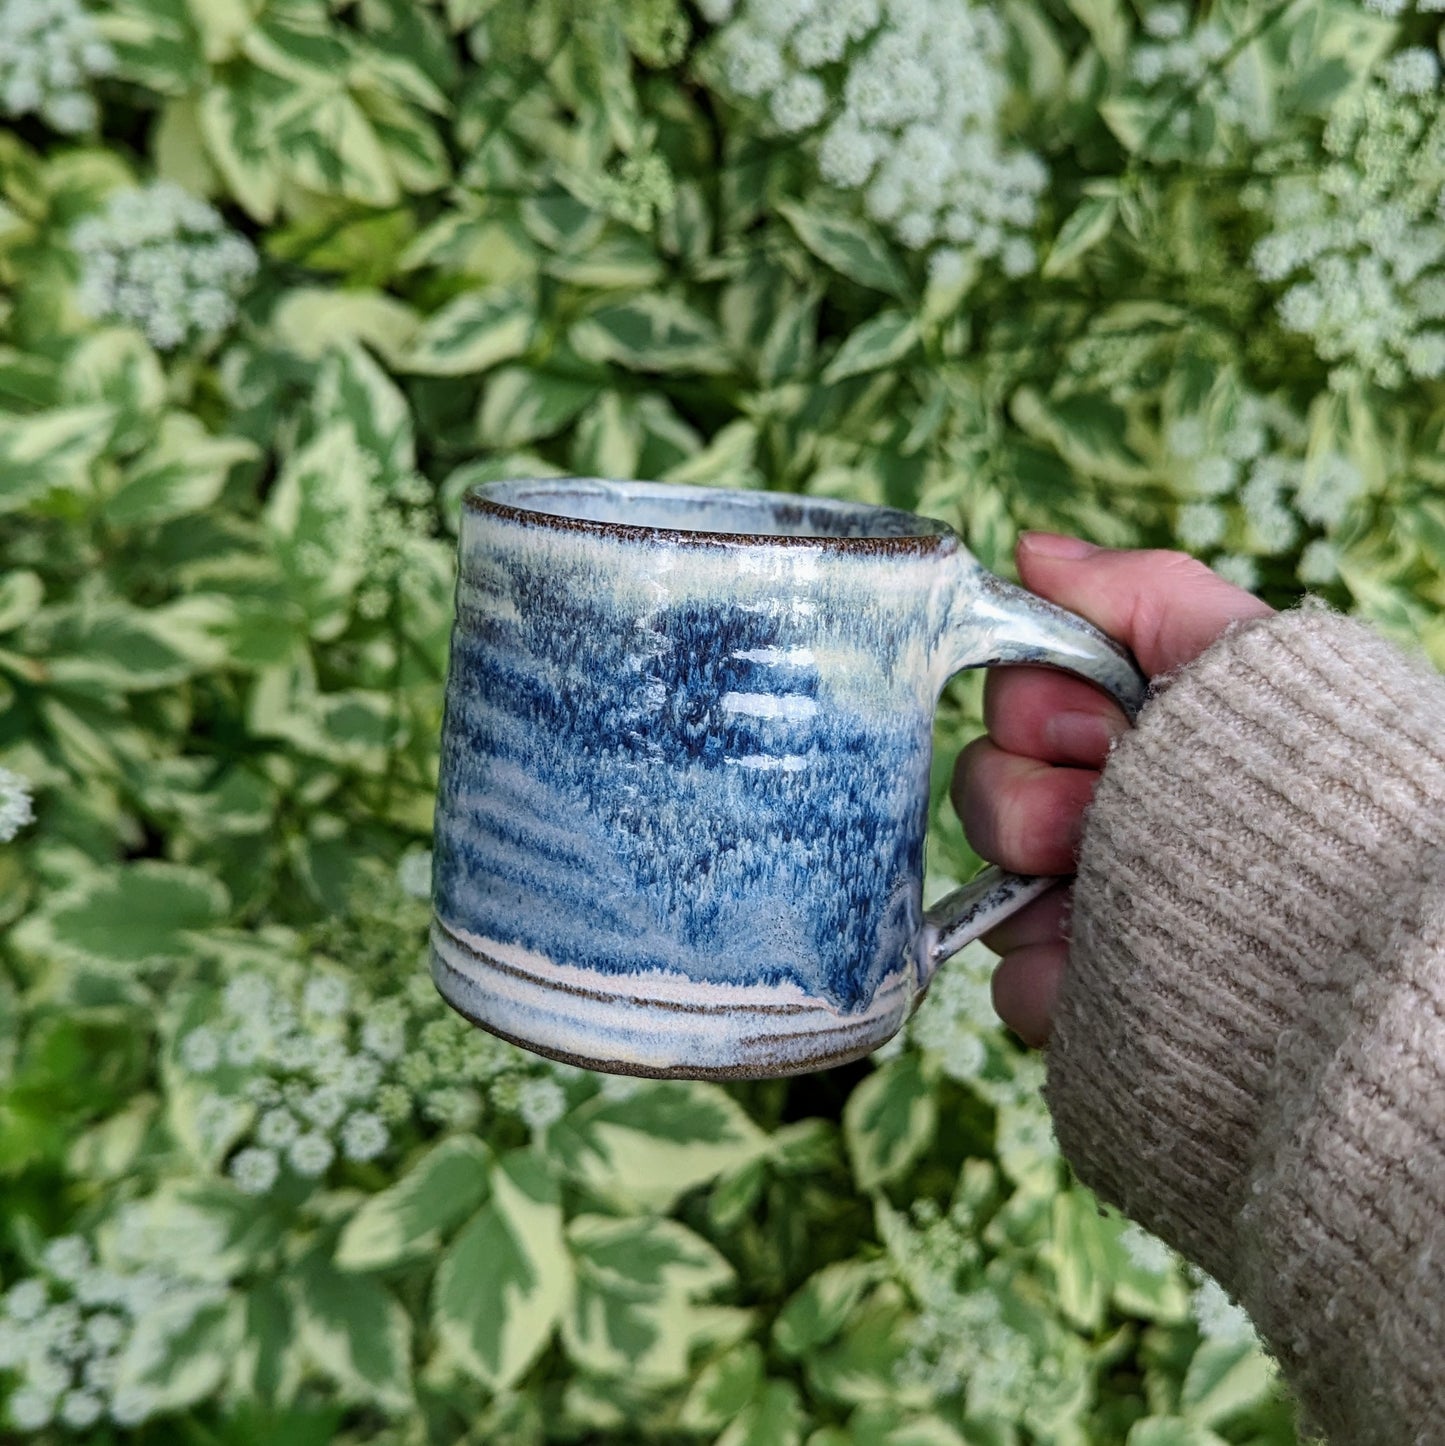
[{"xmin": 1043, "ymin": 601, "xmax": 1445, "ymax": 1441}]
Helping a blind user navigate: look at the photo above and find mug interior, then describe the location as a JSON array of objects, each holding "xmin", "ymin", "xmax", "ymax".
[{"xmin": 471, "ymin": 477, "xmax": 953, "ymax": 544}]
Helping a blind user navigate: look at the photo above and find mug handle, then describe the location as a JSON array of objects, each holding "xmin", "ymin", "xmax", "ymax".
[{"xmin": 916, "ymin": 571, "xmax": 1149, "ymax": 993}]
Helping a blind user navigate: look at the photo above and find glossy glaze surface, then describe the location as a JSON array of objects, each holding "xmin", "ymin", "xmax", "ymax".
[{"xmin": 431, "ymin": 479, "xmax": 1144, "ymax": 1076}]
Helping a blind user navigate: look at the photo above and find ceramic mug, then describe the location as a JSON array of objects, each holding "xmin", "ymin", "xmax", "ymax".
[{"xmin": 430, "ymin": 478, "xmax": 1146, "ymax": 1079}]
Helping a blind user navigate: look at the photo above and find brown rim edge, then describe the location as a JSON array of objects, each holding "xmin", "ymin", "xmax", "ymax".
[{"xmin": 463, "ymin": 489, "xmax": 958, "ymax": 558}]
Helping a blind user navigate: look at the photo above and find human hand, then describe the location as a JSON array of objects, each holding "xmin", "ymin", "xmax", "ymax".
[{"xmin": 952, "ymin": 534, "xmax": 1274, "ymax": 1047}]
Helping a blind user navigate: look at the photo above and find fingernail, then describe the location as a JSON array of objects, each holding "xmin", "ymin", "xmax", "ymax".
[
  {"xmin": 1021, "ymin": 531, "xmax": 1097, "ymax": 560},
  {"xmin": 1045, "ymin": 709, "xmax": 1127, "ymax": 762}
]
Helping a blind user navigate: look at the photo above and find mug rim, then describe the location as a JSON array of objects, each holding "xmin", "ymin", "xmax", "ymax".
[{"xmin": 464, "ymin": 477, "xmax": 959, "ymax": 555}]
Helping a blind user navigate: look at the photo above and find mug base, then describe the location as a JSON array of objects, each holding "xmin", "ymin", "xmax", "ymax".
[{"xmin": 429, "ymin": 917, "xmax": 910, "ymax": 1080}]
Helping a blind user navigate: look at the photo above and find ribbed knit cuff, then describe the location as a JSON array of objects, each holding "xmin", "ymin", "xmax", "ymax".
[
  {"xmin": 1233, "ymin": 863, "xmax": 1445, "ymax": 1444},
  {"xmin": 1043, "ymin": 600, "xmax": 1445, "ymax": 1283}
]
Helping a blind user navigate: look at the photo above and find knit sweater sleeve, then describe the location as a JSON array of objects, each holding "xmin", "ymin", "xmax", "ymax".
[{"xmin": 1042, "ymin": 601, "xmax": 1445, "ymax": 1445}]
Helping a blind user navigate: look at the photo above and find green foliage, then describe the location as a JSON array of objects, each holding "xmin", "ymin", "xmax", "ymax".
[{"xmin": 5, "ymin": 0, "xmax": 1442, "ymax": 1439}]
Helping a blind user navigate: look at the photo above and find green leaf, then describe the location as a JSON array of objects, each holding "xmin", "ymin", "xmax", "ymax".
[
  {"xmin": 571, "ymin": 293, "xmax": 732, "ymax": 374},
  {"xmin": 115, "ymin": 1179, "xmax": 287, "ymax": 1278},
  {"xmin": 105, "ymin": 414, "xmax": 257, "ymax": 527},
  {"xmin": 1104, "ymin": 1221, "xmax": 1191, "ymax": 1324},
  {"xmin": 199, "ymin": 73, "xmax": 285, "ymax": 222},
  {"xmin": 0, "ymin": 570, "xmax": 42, "ymax": 634},
  {"xmin": 433, "ymin": 1149, "xmax": 569, "ymax": 1389},
  {"xmin": 717, "ymin": 1379, "xmax": 807, "ymax": 1446},
  {"xmin": 275, "ymin": 90, "xmax": 400, "ymax": 208},
  {"xmin": 14, "ymin": 862, "xmax": 229, "ymax": 969},
  {"xmin": 99, "ymin": 0, "xmax": 208, "ymax": 95},
  {"xmin": 1043, "ymin": 1188, "xmax": 1113, "ymax": 1331},
  {"xmin": 662, "ymin": 419, "xmax": 758, "ymax": 488},
  {"xmin": 184, "ymin": 0, "xmax": 251, "ymax": 63},
  {"xmin": 1010, "ymin": 387, "xmax": 1149, "ymax": 484},
  {"xmin": 61, "ymin": 327, "xmax": 167, "ymax": 447},
  {"xmin": 403, "ymin": 285, "xmax": 536, "ymax": 376},
  {"xmin": 1064, "ymin": 0, "xmax": 1129, "ymax": 63},
  {"xmin": 270, "ymin": 288, "xmax": 421, "ymax": 368},
  {"xmin": 562, "ymin": 1215, "xmax": 737, "ymax": 1383},
  {"xmin": 358, "ymin": 88, "xmax": 451, "ymax": 193},
  {"xmin": 875, "ymin": 1417, "xmax": 970, "ymax": 1446},
  {"xmin": 544, "ymin": 229, "xmax": 667, "ymax": 289},
  {"xmin": 477, "ymin": 364, "xmax": 599, "ymax": 448},
  {"xmin": 571, "ymin": 391, "xmax": 643, "ymax": 478},
  {"xmin": 1101, "ymin": 95, "xmax": 1216, "ymax": 163},
  {"xmin": 293, "ymin": 1252, "xmax": 414, "ymax": 1412},
  {"xmin": 773, "ymin": 1260, "xmax": 887, "ymax": 1358},
  {"xmin": 264, "ymin": 423, "xmax": 371, "ymax": 639},
  {"xmin": 1179, "ymin": 1338, "xmax": 1277, "ymax": 1427},
  {"xmin": 336, "ymin": 1137, "xmax": 492, "ymax": 1271},
  {"xmin": 112, "ymin": 1292, "xmax": 237, "ymax": 1413},
  {"xmin": 0, "ymin": 347, "xmax": 58, "ymax": 411},
  {"xmin": 251, "ymin": 680, "xmax": 398, "ymax": 769},
  {"xmin": 568, "ymin": 1214, "xmax": 733, "ymax": 1298},
  {"xmin": 803, "ymin": 1282, "xmax": 925, "ymax": 1409},
  {"xmin": 0, "ymin": 404, "xmax": 114, "ymax": 514},
  {"xmin": 777, "ymin": 201, "xmax": 910, "ymax": 297},
  {"xmin": 1126, "ymin": 1420, "xmax": 1231, "ymax": 1446},
  {"xmin": 232, "ymin": 1281, "xmax": 303, "ymax": 1408},
  {"xmin": 707, "ymin": 1156, "xmax": 767, "ymax": 1232},
  {"xmin": 313, "ymin": 343, "xmax": 415, "ymax": 480},
  {"xmin": 757, "ymin": 290, "xmax": 820, "ymax": 385},
  {"xmin": 352, "ymin": 46, "xmax": 452, "ymax": 116},
  {"xmin": 1043, "ymin": 195, "xmax": 1118, "ymax": 277},
  {"xmin": 241, "ymin": 7, "xmax": 349, "ymax": 86},
  {"xmin": 44, "ymin": 596, "xmax": 233, "ymax": 692},
  {"xmin": 551, "ymin": 1080, "xmax": 770, "ymax": 1210},
  {"xmin": 843, "ymin": 1052, "xmax": 938, "ymax": 1191},
  {"xmin": 679, "ymin": 1341, "xmax": 766, "ymax": 1432},
  {"xmin": 821, "ymin": 311, "xmax": 920, "ymax": 385}
]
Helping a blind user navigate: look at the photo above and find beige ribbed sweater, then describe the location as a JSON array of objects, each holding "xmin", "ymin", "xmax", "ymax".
[{"xmin": 1045, "ymin": 601, "xmax": 1445, "ymax": 1445}]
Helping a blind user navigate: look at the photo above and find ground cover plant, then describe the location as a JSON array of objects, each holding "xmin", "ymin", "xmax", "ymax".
[{"xmin": 3, "ymin": 0, "xmax": 1445, "ymax": 1441}]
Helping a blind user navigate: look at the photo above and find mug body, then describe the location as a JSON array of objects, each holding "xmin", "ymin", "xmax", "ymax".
[{"xmin": 430, "ymin": 479, "xmax": 958, "ymax": 1078}]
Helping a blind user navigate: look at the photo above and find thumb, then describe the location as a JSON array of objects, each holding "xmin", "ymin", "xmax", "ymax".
[{"xmin": 1016, "ymin": 533, "xmax": 1275, "ymax": 678}]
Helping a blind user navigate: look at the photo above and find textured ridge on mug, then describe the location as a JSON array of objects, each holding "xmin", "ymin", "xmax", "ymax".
[{"xmin": 430, "ymin": 921, "xmax": 912, "ymax": 1078}]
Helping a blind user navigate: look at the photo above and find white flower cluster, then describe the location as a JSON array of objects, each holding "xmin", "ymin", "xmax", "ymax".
[
  {"xmin": 1190, "ymin": 1274, "xmax": 1261, "ymax": 1347},
  {"xmin": 593, "ymin": 152, "xmax": 677, "ymax": 230},
  {"xmin": 71, "ymin": 182, "xmax": 258, "ymax": 351},
  {"xmin": 1250, "ymin": 70, "xmax": 1445, "ymax": 389},
  {"xmin": 710, "ymin": 0, "xmax": 1046, "ymax": 272},
  {"xmin": 179, "ymin": 967, "xmax": 396, "ymax": 1196},
  {"xmin": 0, "ymin": 765, "xmax": 35, "ymax": 842},
  {"xmin": 905, "ymin": 938, "xmax": 994, "ymax": 1082},
  {"xmin": 395, "ymin": 847, "xmax": 433, "ymax": 900},
  {"xmin": 390, "ymin": 969, "xmax": 556, "ymax": 1133},
  {"xmin": 1119, "ymin": 1222, "xmax": 1179, "ymax": 1275},
  {"xmin": 1164, "ymin": 388, "xmax": 1363, "ymax": 589},
  {"xmin": 0, "ymin": 0, "xmax": 114, "ymax": 134},
  {"xmin": 177, "ymin": 927, "xmax": 571, "ymax": 1185},
  {"xmin": 1127, "ymin": 3, "xmax": 1268, "ymax": 144},
  {"xmin": 882, "ymin": 1198, "xmax": 1038, "ymax": 1417},
  {"xmin": 0, "ymin": 1236, "xmax": 222, "ymax": 1432},
  {"xmin": 356, "ymin": 472, "xmax": 436, "ymax": 621}
]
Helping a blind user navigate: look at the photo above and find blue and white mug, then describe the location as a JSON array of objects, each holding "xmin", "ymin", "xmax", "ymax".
[{"xmin": 431, "ymin": 479, "xmax": 1146, "ymax": 1079}]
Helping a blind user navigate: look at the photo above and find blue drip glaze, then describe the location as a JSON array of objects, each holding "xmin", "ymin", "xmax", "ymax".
[{"xmin": 434, "ymin": 535, "xmax": 934, "ymax": 1012}]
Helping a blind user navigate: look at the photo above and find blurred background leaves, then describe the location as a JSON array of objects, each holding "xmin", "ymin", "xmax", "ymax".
[{"xmin": 3, "ymin": 0, "xmax": 1443, "ymax": 1439}]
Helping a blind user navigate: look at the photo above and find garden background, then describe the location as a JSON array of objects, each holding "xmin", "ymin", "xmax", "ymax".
[{"xmin": 2, "ymin": 0, "xmax": 1443, "ymax": 1441}]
